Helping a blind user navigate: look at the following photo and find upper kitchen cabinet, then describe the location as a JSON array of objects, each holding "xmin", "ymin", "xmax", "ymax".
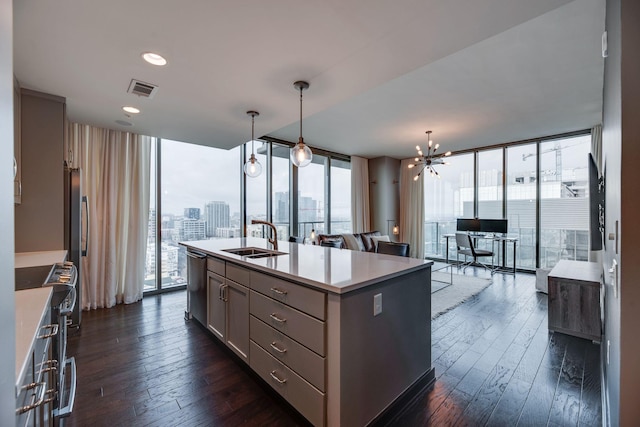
[{"xmin": 14, "ymin": 89, "xmax": 66, "ymax": 253}]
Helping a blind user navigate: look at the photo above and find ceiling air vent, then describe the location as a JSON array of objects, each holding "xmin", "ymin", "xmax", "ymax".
[{"xmin": 127, "ymin": 79, "xmax": 158, "ymax": 99}]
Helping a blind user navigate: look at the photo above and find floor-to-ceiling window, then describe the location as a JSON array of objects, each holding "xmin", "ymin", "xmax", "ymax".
[
  {"xmin": 150, "ymin": 139, "xmax": 241, "ymax": 292},
  {"xmin": 506, "ymin": 143, "xmax": 537, "ymax": 270},
  {"xmin": 477, "ymin": 149, "xmax": 504, "ymax": 218},
  {"xmin": 539, "ymin": 135, "xmax": 590, "ymax": 268},
  {"xmin": 272, "ymin": 143, "xmax": 291, "ymax": 241},
  {"xmin": 144, "ymin": 139, "xmax": 158, "ymax": 291},
  {"xmin": 144, "ymin": 138, "xmax": 350, "ymax": 293},
  {"xmin": 424, "ymin": 153, "xmax": 474, "ymax": 259},
  {"xmin": 330, "ymin": 159, "xmax": 352, "ymax": 233},
  {"xmin": 297, "ymin": 154, "xmax": 327, "ymax": 239},
  {"xmin": 423, "ymin": 130, "xmax": 590, "ymax": 271},
  {"xmin": 245, "ymin": 140, "xmax": 268, "ymax": 238}
]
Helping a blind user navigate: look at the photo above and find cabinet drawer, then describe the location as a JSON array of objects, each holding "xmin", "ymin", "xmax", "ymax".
[
  {"xmin": 250, "ymin": 315, "xmax": 325, "ymax": 391},
  {"xmin": 250, "ymin": 291, "xmax": 325, "ymax": 356},
  {"xmin": 227, "ymin": 263, "xmax": 250, "ymax": 287},
  {"xmin": 207, "ymin": 257, "xmax": 225, "ymax": 276},
  {"xmin": 250, "ymin": 341, "xmax": 325, "ymax": 427},
  {"xmin": 251, "ymin": 271, "xmax": 326, "ymax": 320}
]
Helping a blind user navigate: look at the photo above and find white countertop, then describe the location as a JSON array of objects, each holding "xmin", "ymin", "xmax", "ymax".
[
  {"xmin": 180, "ymin": 237, "xmax": 432, "ymax": 294},
  {"xmin": 15, "ymin": 287, "xmax": 52, "ymax": 395},
  {"xmin": 15, "ymin": 250, "xmax": 68, "ymax": 268}
]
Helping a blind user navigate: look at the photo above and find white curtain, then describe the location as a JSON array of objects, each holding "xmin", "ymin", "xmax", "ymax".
[
  {"xmin": 350, "ymin": 156, "xmax": 371, "ymax": 233},
  {"xmin": 400, "ymin": 159, "xmax": 424, "ymax": 259},
  {"xmin": 66, "ymin": 123, "xmax": 151, "ymax": 309}
]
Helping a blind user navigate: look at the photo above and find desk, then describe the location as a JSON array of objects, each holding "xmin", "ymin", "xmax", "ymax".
[{"xmin": 443, "ymin": 233, "xmax": 518, "ymax": 274}]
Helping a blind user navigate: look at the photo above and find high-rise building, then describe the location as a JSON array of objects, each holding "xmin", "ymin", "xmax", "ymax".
[
  {"xmin": 178, "ymin": 218, "xmax": 206, "ymax": 241},
  {"xmin": 274, "ymin": 191, "xmax": 289, "ymax": 224},
  {"xmin": 184, "ymin": 207, "xmax": 200, "ymax": 220},
  {"xmin": 148, "ymin": 208, "xmax": 156, "ymax": 240},
  {"xmin": 299, "ymin": 194, "xmax": 318, "ymax": 223},
  {"xmin": 204, "ymin": 201, "xmax": 230, "ymax": 237}
]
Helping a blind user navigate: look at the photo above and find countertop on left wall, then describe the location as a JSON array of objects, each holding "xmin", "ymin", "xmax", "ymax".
[
  {"xmin": 15, "ymin": 250, "xmax": 68, "ymax": 269},
  {"xmin": 15, "ymin": 250, "xmax": 67, "ymax": 291},
  {"xmin": 15, "ymin": 287, "xmax": 52, "ymax": 393}
]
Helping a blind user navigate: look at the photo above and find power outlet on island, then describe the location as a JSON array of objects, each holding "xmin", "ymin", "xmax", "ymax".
[{"xmin": 373, "ymin": 293, "xmax": 382, "ymax": 316}]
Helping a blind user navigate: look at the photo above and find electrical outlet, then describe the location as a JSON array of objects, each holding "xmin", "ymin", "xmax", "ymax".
[
  {"xmin": 373, "ymin": 293, "xmax": 382, "ymax": 316},
  {"xmin": 607, "ymin": 340, "xmax": 610, "ymax": 365}
]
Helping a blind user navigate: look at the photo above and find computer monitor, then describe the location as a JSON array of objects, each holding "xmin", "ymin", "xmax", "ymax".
[
  {"xmin": 456, "ymin": 218, "xmax": 481, "ymax": 232},
  {"xmin": 480, "ymin": 219, "xmax": 508, "ymax": 234}
]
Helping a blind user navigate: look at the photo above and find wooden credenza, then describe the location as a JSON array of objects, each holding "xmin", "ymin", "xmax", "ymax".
[{"xmin": 547, "ymin": 260, "xmax": 602, "ymax": 342}]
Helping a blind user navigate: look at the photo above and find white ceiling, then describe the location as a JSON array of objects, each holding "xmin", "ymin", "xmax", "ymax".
[{"xmin": 13, "ymin": 0, "xmax": 604, "ymax": 159}]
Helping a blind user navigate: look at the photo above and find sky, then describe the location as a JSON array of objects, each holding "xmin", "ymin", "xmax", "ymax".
[{"xmin": 155, "ymin": 139, "xmax": 349, "ymax": 219}]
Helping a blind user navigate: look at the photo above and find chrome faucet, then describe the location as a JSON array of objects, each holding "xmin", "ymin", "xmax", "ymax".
[{"xmin": 251, "ymin": 220, "xmax": 278, "ymax": 251}]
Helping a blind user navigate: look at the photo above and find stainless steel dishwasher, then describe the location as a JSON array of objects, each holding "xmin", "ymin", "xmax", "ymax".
[{"xmin": 186, "ymin": 250, "xmax": 207, "ymax": 326}]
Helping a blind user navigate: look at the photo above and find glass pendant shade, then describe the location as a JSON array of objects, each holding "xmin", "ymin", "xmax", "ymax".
[
  {"xmin": 291, "ymin": 80, "xmax": 313, "ymax": 168},
  {"xmin": 244, "ymin": 152, "xmax": 262, "ymax": 178},
  {"xmin": 244, "ymin": 110, "xmax": 262, "ymax": 178},
  {"xmin": 290, "ymin": 139, "xmax": 312, "ymax": 168}
]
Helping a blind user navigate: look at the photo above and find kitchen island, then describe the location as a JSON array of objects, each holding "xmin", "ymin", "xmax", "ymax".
[{"xmin": 180, "ymin": 237, "xmax": 434, "ymax": 427}]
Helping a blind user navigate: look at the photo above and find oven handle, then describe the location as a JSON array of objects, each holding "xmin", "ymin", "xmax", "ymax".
[
  {"xmin": 60, "ymin": 287, "xmax": 77, "ymax": 316},
  {"xmin": 54, "ymin": 357, "xmax": 76, "ymax": 418}
]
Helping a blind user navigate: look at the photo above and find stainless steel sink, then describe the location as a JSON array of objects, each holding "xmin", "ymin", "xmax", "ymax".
[{"xmin": 222, "ymin": 247, "xmax": 287, "ymax": 258}]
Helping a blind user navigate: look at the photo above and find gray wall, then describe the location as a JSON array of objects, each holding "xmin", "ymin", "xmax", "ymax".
[
  {"xmin": 602, "ymin": 0, "xmax": 640, "ymax": 424},
  {"xmin": 368, "ymin": 157, "xmax": 400, "ymax": 240},
  {"xmin": 0, "ymin": 0, "xmax": 15, "ymax": 422}
]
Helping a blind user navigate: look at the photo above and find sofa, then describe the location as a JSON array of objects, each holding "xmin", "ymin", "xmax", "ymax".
[{"xmin": 317, "ymin": 231, "xmax": 384, "ymax": 252}]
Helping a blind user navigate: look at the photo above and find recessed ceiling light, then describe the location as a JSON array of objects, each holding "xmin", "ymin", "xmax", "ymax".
[
  {"xmin": 142, "ymin": 52, "xmax": 167, "ymax": 66},
  {"xmin": 122, "ymin": 106, "xmax": 140, "ymax": 114}
]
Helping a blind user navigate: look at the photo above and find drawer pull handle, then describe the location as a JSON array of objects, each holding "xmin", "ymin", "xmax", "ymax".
[
  {"xmin": 269, "ymin": 313, "xmax": 287, "ymax": 323},
  {"xmin": 270, "ymin": 342, "xmax": 287, "ymax": 354},
  {"xmin": 270, "ymin": 287, "xmax": 288, "ymax": 296},
  {"xmin": 270, "ymin": 370, "xmax": 287, "ymax": 384},
  {"xmin": 38, "ymin": 324, "xmax": 59, "ymax": 339},
  {"xmin": 43, "ymin": 388, "xmax": 57, "ymax": 405},
  {"xmin": 41, "ymin": 366, "xmax": 57, "ymax": 375},
  {"xmin": 16, "ymin": 381, "xmax": 47, "ymax": 414}
]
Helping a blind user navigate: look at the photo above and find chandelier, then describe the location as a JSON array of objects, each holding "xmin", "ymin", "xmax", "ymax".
[{"xmin": 408, "ymin": 130, "xmax": 451, "ymax": 180}]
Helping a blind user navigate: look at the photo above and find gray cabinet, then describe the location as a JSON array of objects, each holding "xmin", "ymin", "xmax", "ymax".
[
  {"xmin": 207, "ymin": 271, "xmax": 225, "ymax": 340},
  {"xmin": 548, "ymin": 260, "xmax": 602, "ymax": 342},
  {"xmin": 249, "ymin": 271, "xmax": 327, "ymax": 426},
  {"xmin": 14, "ymin": 88, "xmax": 66, "ymax": 252},
  {"xmin": 225, "ymin": 279, "xmax": 249, "ymax": 359},
  {"xmin": 206, "ymin": 259, "xmax": 250, "ymax": 362},
  {"xmin": 16, "ymin": 304, "xmax": 56, "ymax": 427}
]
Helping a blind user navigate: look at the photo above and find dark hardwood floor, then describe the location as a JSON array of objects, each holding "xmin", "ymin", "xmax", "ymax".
[{"xmin": 65, "ymin": 268, "xmax": 601, "ymax": 427}]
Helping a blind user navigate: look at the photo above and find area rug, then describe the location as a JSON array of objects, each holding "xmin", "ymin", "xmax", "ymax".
[{"xmin": 431, "ymin": 272, "xmax": 492, "ymax": 319}]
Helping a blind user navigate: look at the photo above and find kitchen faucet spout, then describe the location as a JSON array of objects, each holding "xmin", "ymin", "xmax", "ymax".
[{"xmin": 251, "ymin": 220, "xmax": 278, "ymax": 251}]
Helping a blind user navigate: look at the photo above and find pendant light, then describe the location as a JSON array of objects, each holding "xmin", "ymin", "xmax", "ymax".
[
  {"xmin": 244, "ymin": 110, "xmax": 262, "ymax": 178},
  {"xmin": 290, "ymin": 80, "xmax": 313, "ymax": 167}
]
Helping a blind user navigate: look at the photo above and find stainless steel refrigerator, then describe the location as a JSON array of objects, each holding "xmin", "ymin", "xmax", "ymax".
[{"xmin": 64, "ymin": 167, "xmax": 88, "ymax": 327}]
